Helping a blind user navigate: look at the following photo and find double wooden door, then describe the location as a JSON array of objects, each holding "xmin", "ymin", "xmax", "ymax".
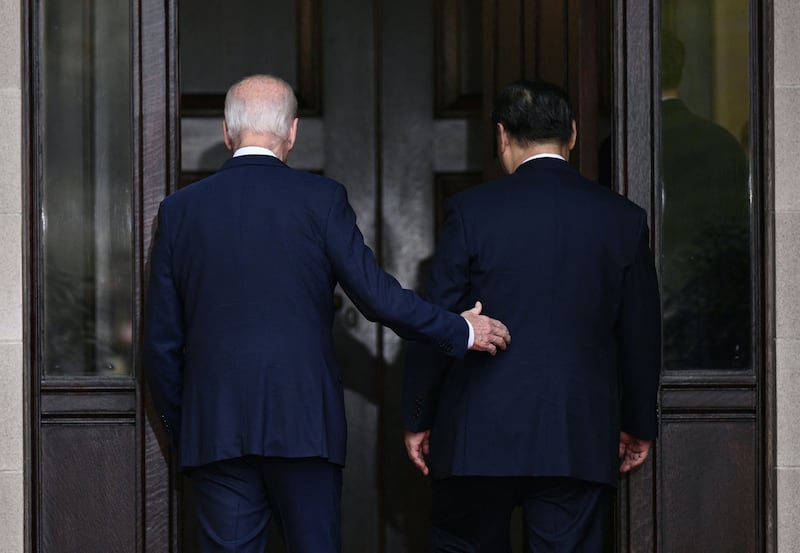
[
  {"xmin": 27, "ymin": 0, "xmax": 767, "ymax": 551},
  {"xmin": 178, "ymin": 1, "xmax": 613, "ymax": 550}
]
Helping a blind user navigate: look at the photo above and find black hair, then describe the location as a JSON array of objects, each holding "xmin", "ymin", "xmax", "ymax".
[
  {"xmin": 661, "ymin": 31, "xmax": 685, "ymax": 90},
  {"xmin": 490, "ymin": 80, "xmax": 574, "ymax": 146}
]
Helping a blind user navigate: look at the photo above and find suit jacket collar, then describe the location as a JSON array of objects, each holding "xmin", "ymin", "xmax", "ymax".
[
  {"xmin": 662, "ymin": 97, "xmax": 690, "ymax": 115},
  {"xmin": 219, "ymin": 154, "xmax": 288, "ymax": 172},
  {"xmin": 515, "ymin": 156, "xmax": 576, "ymax": 175}
]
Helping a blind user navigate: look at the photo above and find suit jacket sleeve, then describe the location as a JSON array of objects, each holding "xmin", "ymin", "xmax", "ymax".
[
  {"xmin": 325, "ymin": 183, "xmax": 469, "ymax": 358},
  {"xmin": 617, "ymin": 213, "xmax": 662, "ymax": 440},
  {"xmin": 142, "ymin": 204, "xmax": 185, "ymax": 450},
  {"xmin": 403, "ymin": 198, "xmax": 473, "ymax": 431}
]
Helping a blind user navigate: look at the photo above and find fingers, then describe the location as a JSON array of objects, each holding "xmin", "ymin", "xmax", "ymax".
[
  {"xmin": 618, "ymin": 435, "xmax": 651, "ymax": 473},
  {"xmin": 488, "ymin": 317, "xmax": 511, "ymax": 345},
  {"xmin": 487, "ymin": 319, "xmax": 510, "ymax": 350},
  {"xmin": 411, "ymin": 452, "xmax": 429, "ymax": 475},
  {"xmin": 483, "ymin": 343, "xmax": 497, "ymax": 356},
  {"xmin": 620, "ymin": 450, "xmax": 647, "ymax": 473},
  {"xmin": 404, "ymin": 431, "xmax": 431, "ymax": 476},
  {"xmin": 461, "ymin": 304, "xmax": 511, "ymax": 354}
]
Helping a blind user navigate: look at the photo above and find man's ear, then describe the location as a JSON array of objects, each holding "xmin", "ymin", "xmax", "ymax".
[
  {"xmin": 568, "ymin": 120, "xmax": 577, "ymax": 151},
  {"xmin": 496, "ymin": 123, "xmax": 509, "ymax": 153},
  {"xmin": 223, "ymin": 120, "xmax": 234, "ymax": 151},
  {"xmin": 286, "ymin": 118, "xmax": 299, "ymax": 152}
]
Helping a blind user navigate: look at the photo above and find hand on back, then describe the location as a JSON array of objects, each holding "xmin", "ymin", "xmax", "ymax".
[{"xmin": 461, "ymin": 301, "xmax": 511, "ymax": 355}]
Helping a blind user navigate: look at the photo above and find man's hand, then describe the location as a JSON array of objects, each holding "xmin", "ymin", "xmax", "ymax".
[
  {"xmin": 619, "ymin": 431, "xmax": 651, "ymax": 473},
  {"xmin": 404, "ymin": 430, "xmax": 432, "ymax": 476},
  {"xmin": 461, "ymin": 301, "xmax": 511, "ymax": 355}
]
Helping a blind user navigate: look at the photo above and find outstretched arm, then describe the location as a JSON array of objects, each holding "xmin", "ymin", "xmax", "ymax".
[{"xmin": 325, "ymin": 183, "xmax": 509, "ymax": 357}]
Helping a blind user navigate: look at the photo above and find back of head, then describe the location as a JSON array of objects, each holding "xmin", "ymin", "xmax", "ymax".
[
  {"xmin": 661, "ymin": 31, "xmax": 685, "ymax": 91},
  {"xmin": 491, "ymin": 80, "xmax": 574, "ymax": 146},
  {"xmin": 224, "ymin": 74, "xmax": 298, "ymax": 146}
]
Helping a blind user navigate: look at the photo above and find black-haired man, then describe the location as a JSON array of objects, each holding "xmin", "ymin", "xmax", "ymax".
[{"xmin": 403, "ymin": 80, "xmax": 662, "ymax": 552}]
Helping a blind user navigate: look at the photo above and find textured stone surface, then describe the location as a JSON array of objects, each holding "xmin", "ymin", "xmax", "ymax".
[
  {"xmin": 777, "ymin": 339, "xmax": 800, "ymax": 466},
  {"xmin": 0, "ymin": 342, "xmax": 22, "ymax": 472},
  {"xmin": 0, "ymin": 90, "xmax": 21, "ymax": 215},
  {"xmin": 0, "ymin": 1, "xmax": 20, "ymax": 89},
  {"xmin": 776, "ymin": 0, "xmax": 800, "ymax": 86},
  {"xmin": 777, "ymin": 468, "xmax": 800, "ymax": 553},
  {"xmin": 0, "ymin": 470, "xmax": 23, "ymax": 553},
  {"xmin": 0, "ymin": 215, "xmax": 21, "ymax": 342},
  {"xmin": 774, "ymin": 87, "xmax": 800, "ymax": 212}
]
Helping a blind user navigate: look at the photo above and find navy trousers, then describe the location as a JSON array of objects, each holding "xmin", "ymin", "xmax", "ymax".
[
  {"xmin": 430, "ymin": 476, "xmax": 613, "ymax": 553},
  {"xmin": 187, "ymin": 455, "xmax": 342, "ymax": 553}
]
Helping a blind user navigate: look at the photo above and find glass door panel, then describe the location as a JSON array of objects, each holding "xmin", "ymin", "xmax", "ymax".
[
  {"xmin": 40, "ymin": 0, "xmax": 133, "ymax": 377},
  {"xmin": 660, "ymin": 0, "xmax": 752, "ymax": 371}
]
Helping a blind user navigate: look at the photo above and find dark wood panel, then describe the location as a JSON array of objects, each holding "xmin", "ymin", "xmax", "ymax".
[
  {"xmin": 660, "ymin": 418, "xmax": 757, "ymax": 553},
  {"xmin": 529, "ymin": 0, "xmax": 566, "ymax": 85},
  {"xmin": 434, "ymin": 0, "xmax": 482, "ymax": 116},
  {"xmin": 612, "ymin": 0, "xmax": 657, "ymax": 216},
  {"xmin": 40, "ymin": 389, "xmax": 136, "ymax": 415},
  {"xmin": 40, "ymin": 423, "xmax": 136, "ymax": 553},
  {"xmin": 141, "ymin": 0, "xmax": 180, "ymax": 551},
  {"xmin": 759, "ymin": 0, "xmax": 777, "ymax": 550},
  {"xmin": 180, "ymin": 0, "xmax": 322, "ymax": 116},
  {"xmin": 482, "ymin": 0, "xmax": 602, "ymax": 181},
  {"xmin": 481, "ymin": 0, "xmax": 524, "ymax": 178},
  {"xmin": 660, "ymin": 387, "xmax": 758, "ymax": 411},
  {"xmin": 296, "ymin": 0, "xmax": 322, "ymax": 114},
  {"xmin": 612, "ymin": 4, "xmax": 658, "ymax": 551},
  {"xmin": 568, "ymin": 0, "xmax": 598, "ymax": 179},
  {"xmin": 481, "ymin": 0, "xmax": 498, "ymax": 177},
  {"xmin": 620, "ymin": 452, "xmax": 657, "ymax": 553}
]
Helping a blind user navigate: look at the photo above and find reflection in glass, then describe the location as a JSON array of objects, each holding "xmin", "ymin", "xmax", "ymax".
[
  {"xmin": 41, "ymin": 0, "xmax": 132, "ymax": 376},
  {"xmin": 660, "ymin": 0, "xmax": 751, "ymax": 370}
]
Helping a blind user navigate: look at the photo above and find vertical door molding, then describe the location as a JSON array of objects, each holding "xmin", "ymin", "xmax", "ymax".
[
  {"xmin": 139, "ymin": 0, "xmax": 181, "ymax": 550},
  {"xmin": 611, "ymin": 1, "xmax": 659, "ymax": 551},
  {"xmin": 756, "ymin": 0, "xmax": 776, "ymax": 550}
]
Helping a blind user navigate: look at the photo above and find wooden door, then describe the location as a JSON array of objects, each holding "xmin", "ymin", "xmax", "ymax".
[
  {"xmin": 542, "ymin": 1, "xmax": 765, "ymax": 551},
  {"xmin": 176, "ymin": 1, "xmax": 611, "ymax": 551},
  {"xmin": 25, "ymin": 0, "xmax": 768, "ymax": 551},
  {"xmin": 177, "ymin": 1, "xmax": 490, "ymax": 550},
  {"xmin": 26, "ymin": 0, "xmax": 180, "ymax": 551},
  {"xmin": 486, "ymin": 1, "xmax": 768, "ymax": 552}
]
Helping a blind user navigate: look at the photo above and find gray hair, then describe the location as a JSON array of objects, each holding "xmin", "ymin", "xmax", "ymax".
[{"xmin": 224, "ymin": 74, "xmax": 298, "ymax": 142}]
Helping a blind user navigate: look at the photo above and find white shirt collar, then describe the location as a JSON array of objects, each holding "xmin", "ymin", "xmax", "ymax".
[
  {"xmin": 520, "ymin": 153, "xmax": 567, "ymax": 165},
  {"xmin": 233, "ymin": 146, "xmax": 278, "ymax": 158}
]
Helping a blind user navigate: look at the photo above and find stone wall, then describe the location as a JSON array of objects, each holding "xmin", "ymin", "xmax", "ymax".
[
  {"xmin": 774, "ymin": 0, "xmax": 800, "ymax": 551},
  {"xmin": 0, "ymin": 0, "xmax": 24, "ymax": 551}
]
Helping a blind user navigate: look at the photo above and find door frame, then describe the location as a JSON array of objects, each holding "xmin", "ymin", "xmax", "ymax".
[{"xmin": 21, "ymin": 0, "xmax": 777, "ymax": 551}]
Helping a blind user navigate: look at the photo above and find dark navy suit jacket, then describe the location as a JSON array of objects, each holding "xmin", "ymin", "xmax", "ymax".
[
  {"xmin": 143, "ymin": 154, "xmax": 468, "ymax": 468},
  {"xmin": 403, "ymin": 158, "xmax": 661, "ymax": 487}
]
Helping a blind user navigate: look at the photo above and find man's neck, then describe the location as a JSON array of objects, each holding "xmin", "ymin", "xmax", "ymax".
[
  {"xmin": 233, "ymin": 146, "xmax": 277, "ymax": 158},
  {"xmin": 234, "ymin": 131, "xmax": 288, "ymax": 161},
  {"xmin": 509, "ymin": 144, "xmax": 569, "ymax": 172}
]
